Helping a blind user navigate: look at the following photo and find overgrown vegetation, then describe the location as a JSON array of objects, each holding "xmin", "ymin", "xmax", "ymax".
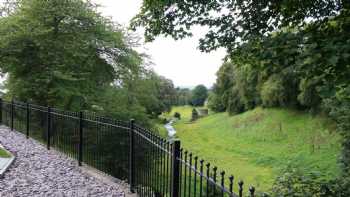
[
  {"xmin": 134, "ymin": 0, "xmax": 350, "ymax": 195},
  {"xmin": 167, "ymin": 106, "xmax": 340, "ymax": 192},
  {"xmin": 206, "ymin": 14, "xmax": 350, "ymax": 193},
  {"xmin": 0, "ymin": 0, "xmax": 180, "ymax": 127}
]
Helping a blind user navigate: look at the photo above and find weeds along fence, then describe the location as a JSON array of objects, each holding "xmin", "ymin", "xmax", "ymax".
[{"xmin": 0, "ymin": 98, "xmax": 261, "ymax": 197}]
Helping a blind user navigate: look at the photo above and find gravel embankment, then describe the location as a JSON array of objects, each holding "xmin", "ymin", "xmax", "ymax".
[{"xmin": 0, "ymin": 126, "xmax": 125, "ymax": 197}]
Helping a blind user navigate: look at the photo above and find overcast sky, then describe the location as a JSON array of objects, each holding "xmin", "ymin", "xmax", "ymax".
[{"xmin": 94, "ymin": 0, "xmax": 226, "ymax": 88}]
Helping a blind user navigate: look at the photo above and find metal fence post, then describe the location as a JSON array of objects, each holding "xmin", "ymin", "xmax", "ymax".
[
  {"xmin": 0, "ymin": 98, "xmax": 2, "ymax": 124},
  {"xmin": 26, "ymin": 102, "xmax": 29, "ymax": 139},
  {"xmin": 78, "ymin": 111, "xmax": 83, "ymax": 166},
  {"xmin": 129, "ymin": 119, "xmax": 135, "ymax": 193},
  {"xmin": 11, "ymin": 99, "xmax": 14, "ymax": 131},
  {"xmin": 171, "ymin": 140, "xmax": 181, "ymax": 197},
  {"xmin": 47, "ymin": 106, "xmax": 51, "ymax": 150}
]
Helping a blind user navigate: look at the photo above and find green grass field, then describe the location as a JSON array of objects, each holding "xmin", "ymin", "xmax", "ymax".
[
  {"xmin": 0, "ymin": 147, "xmax": 11, "ymax": 158},
  {"xmin": 162, "ymin": 106, "xmax": 341, "ymax": 191}
]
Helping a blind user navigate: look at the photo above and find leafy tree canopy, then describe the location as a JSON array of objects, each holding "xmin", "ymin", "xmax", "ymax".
[
  {"xmin": 0, "ymin": 0, "xmax": 142, "ymax": 109},
  {"xmin": 132, "ymin": 0, "xmax": 348, "ymax": 52},
  {"xmin": 134, "ymin": 0, "xmax": 350, "ymax": 193},
  {"xmin": 0, "ymin": 0, "xmax": 179, "ymax": 127},
  {"xmin": 191, "ymin": 84, "xmax": 208, "ymax": 106}
]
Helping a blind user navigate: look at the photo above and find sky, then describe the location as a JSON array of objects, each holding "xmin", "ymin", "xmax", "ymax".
[{"xmin": 93, "ymin": 0, "xmax": 226, "ymax": 88}]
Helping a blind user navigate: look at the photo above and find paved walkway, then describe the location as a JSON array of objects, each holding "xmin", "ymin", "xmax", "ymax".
[{"xmin": 0, "ymin": 126, "xmax": 125, "ymax": 197}]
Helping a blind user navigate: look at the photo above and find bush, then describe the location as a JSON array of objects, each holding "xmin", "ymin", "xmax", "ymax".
[
  {"xmin": 161, "ymin": 118, "xmax": 168, "ymax": 124},
  {"xmin": 191, "ymin": 108, "xmax": 199, "ymax": 121},
  {"xmin": 271, "ymin": 163, "xmax": 350, "ymax": 197},
  {"xmin": 174, "ymin": 112, "xmax": 181, "ymax": 119},
  {"xmin": 207, "ymin": 93, "xmax": 226, "ymax": 112},
  {"xmin": 322, "ymin": 85, "xmax": 350, "ymax": 171},
  {"xmin": 272, "ymin": 165, "xmax": 329, "ymax": 197}
]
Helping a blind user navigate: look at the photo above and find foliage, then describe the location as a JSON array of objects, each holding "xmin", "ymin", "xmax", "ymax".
[
  {"xmin": 0, "ymin": 0, "xmax": 19, "ymax": 17},
  {"xmin": 135, "ymin": 71, "xmax": 177, "ymax": 118},
  {"xmin": 174, "ymin": 112, "xmax": 181, "ymax": 119},
  {"xmin": 0, "ymin": 0, "xmax": 134, "ymax": 108},
  {"xmin": 260, "ymin": 75, "xmax": 287, "ymax": 107},
  {"xmin": 326, "ymin": 174, "xmax": 350, "ymax": 196},
  {"xmin": 134, "ymin": 0, "xmax": 350, "ymax": 193},
  {"xmin": 170, "ymin": 106, "xmax": 340, "ymax": 190},
  {"xmin": 322, "ymin": 85, "xmax": 350, "ymax": 172},
  {"xmin": 190, "ymin": 85, "xmax": 208, "ymax": 106},
  {"xmin": 271, "ymin": 165, "xmax": 330, "ymax": 197},
  {"xmin": 209, "ymin": 62, "xmax": 235, "ymax": 112},
  {"xmin": 88, "ymin": 86, "xmax": 150, "ymax": 126},
  {"xmin": 132, "ymin": 0, "xmax": 346, "ymax": 52},
  {"xmin": 173, "ymin": 88, "xmax": 192, "ymax": 106},
  {"xmin": 209, "ymin": 9, "xmax": 350, "ymax": 168},
  {"xmin": 191, "ymin": 108, "xmax": 198, "ymax": 121},
  {"xmin": 207, "ymin": 92, "xmax": 225, "ymax": 112},
  {"xmin": 0, "ymin": 0, "xmax": 179, "ymax": 127},
  {"xmin": 272, "ymin": 164, "xmax": 350, "ymax": 197}
]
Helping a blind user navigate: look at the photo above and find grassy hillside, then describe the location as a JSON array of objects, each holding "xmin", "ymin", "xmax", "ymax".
[{"xmin": 163, "ymin": 106, "xmax": 341, "ymax": 190}]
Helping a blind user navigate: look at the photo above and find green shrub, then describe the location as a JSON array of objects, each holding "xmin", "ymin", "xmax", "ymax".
[
  {"xmin": 272, "ymin": 165, "xmax": 330, "ymax": 197},
  {"xmin": 207, "ymin": 93, "xmax": 226, "ymax": 112},
  {"xmin": 322, "ymin": 85, "xmax": 350, "ymax": 171},
  {"xmin": 272, "ymin": 163, "xmax": 350, "ymax": 197},
  {"xmin": 191, "ymin": 108, "xmax": 199, "ymax": 121},
  {"xmin": 174, "ymin": 112, "xmax": 181, "ymax": 119}
]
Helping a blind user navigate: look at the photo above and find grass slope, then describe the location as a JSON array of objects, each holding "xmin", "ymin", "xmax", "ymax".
[{"xmin": 164, "ymin": 106, "xmax": 341, "ymax": 190}]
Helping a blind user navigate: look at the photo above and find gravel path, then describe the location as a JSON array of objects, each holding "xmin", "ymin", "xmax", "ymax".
[{"xmin": 0, "ymin": 126, "xmax": 125, "ymax": 197}]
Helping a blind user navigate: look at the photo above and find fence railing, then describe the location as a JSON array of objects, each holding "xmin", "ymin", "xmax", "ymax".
[{"xmin": 0, "ymin": 98, "xmax": 260, "ymax": 197}]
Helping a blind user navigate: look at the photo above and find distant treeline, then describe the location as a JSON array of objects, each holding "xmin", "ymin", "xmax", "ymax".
[{"xmin": 173, "ymin": 85, "xmax": 208, "ymax": 107}]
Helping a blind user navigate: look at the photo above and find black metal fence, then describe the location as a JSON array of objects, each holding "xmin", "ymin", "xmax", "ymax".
[{"xmin": 0, "ymin": 98, "xmax": 260, "ymax": 197}]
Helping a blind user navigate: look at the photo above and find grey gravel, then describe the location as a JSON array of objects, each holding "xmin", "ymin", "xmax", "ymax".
[{"xmin": 0, "ymin": 126, "xmax": 125, "ymax": 197}]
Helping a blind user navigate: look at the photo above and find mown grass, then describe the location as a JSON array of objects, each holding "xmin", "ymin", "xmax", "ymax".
[
  {"xmin": 0, "ymin": 147, "xmax": 11, "ymax": 158},
  {"xmin": 161, "ymin": 105, "xmax": 194, "ymax": 123},
  {"xmin": 163, "ymin": 106, "xmax": 341, "ymax": 191}
]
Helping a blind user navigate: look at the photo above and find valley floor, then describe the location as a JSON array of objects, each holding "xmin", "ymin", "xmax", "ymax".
[{"xmin": 163, "ymin": 106, "xmax": 341, "ymax": 191}]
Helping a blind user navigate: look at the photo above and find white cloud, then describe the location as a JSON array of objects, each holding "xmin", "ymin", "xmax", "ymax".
[{"xmin": 96, "ymin": 0, "xmax": 226, "ymax": 88}]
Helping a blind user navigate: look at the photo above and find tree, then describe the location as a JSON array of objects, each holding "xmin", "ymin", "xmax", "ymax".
[
  {"xmin": 133, "ymin": 0, "xmax": 350, "ymax": 193},
  {"xmin": 132, "ymin": 0, "xmax": 347, "ymax": 52},
  {"xmin": 174, "ymin": 87, "xmax": 192, "ymax": 106},
  {"xmin": 0, "ymin": 0, "xmax": 142, "ymax": 110},
  {"xmin": 0, "ymin": 0, "xmax": 19, "ymax": 17},
  {"xmin": 135, "ymin": 71, "xmax": 177, "ymax": 117},
  {"xmin": 210, "ymin": 62, "xmax": 235, "ymax": 112},
  {"xmin": 191, "ymin": 85, "xmax": 208, "ymax": 106}
]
